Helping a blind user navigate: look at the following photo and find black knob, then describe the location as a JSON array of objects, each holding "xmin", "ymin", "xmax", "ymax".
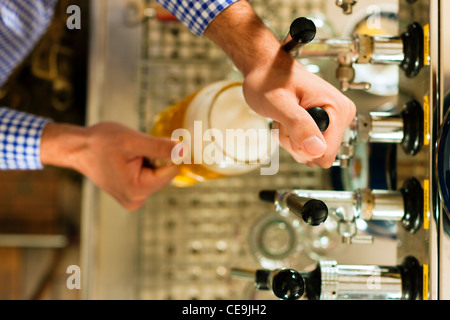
[
  {"xmin": 272, "ymin": 269, "xmax": 305, "ymax": 300},
  {"xmin": 401, "ymin": 100, "xmax": 424, "ymax": 156},
  {"xmin": 282, "ymin": 17, "xmax": 316, "ymax": 52},
  {"xmin": 285, "ymin": 194, "xmax": 328, "ymax": 226},
  {"xmin": 259, "ymin": 191, "xmax": 329, "ymax": 226},
  {"xmin": 308, "ymin": 107, "xmax": 330, "ymax": 133},
  {"xmin": 301, "ymin": 199, "xmax": 329, "ymax": 226},
  {"xmin": 401, "ymin": 22, "xmax": 424, "ymax": 78},
  {"xmin": 400, "ymin": 177, "xmax": 423, "ymax": 234},
  {"xmin": 258, "ymin": 190, "xmax": 277, "ymax": 203},
  {"xmin": 399, "ymin": 256, "xmax": 422, "ymax": 300},
  {"xmin": 290, "ymin": 17, "xmax": 316, "ymax": 45}
]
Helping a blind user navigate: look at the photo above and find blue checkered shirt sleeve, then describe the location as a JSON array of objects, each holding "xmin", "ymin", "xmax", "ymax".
[
  {"xmin": 155, "ymin": 0, "xmax": 239, "ymax": 36},
  {"xmin": 0, "ymin": 108, "xmax": 51, "ymax": 170},
  {"xmin": 0, "ymin": 0, "xmax": 59, "ymax": 87},
  {"xmin": 0, "ymin": 0, "xmax": 58, "ymax": 170}
]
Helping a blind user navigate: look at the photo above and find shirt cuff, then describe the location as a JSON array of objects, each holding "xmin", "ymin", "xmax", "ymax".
[
  {"xmin": 155, "ymin": 0, "xmax": 240, "ymax": 36},
  {"xmin": 0, "ymin": 108, "xmax": 52, "ymax": 170}
]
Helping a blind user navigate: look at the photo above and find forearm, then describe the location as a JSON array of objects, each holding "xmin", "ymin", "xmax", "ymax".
[
  {"xmin": 40, "ymin": 122, "xmax": 89, "ymax": 171},
  {"xmin": 204, "ymin": 0, "xmax": 290, "ymax": 77}
]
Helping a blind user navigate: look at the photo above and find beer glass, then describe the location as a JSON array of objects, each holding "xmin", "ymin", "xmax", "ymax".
[{"xmin": 151, "ymin": 80, "xmax": 277, "ymax": 187}]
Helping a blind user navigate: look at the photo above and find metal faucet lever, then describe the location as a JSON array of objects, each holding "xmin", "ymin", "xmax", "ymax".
[
  {"xmin": 230, "ymin": 268, "xmax": 305, "ymax": 300},
  {"xmin": 335, "ymin": 0, "xmax": 357, "ymax": 15},
  {"xmin": 335, "ymin": 99, "xmax": 424, "ymax": 168},
  {"xmin": 282, "ymin": 17, "xmax": 317, "ymax": 53},
  {"xmin": 260, "ymin": 177, "xmax": 423, "ymax": 244},
  {"xmin": 232, "ymin": 256, "xmax": 422, "ymax": 300},
  {"xmin": 291, "ymin": 21, "xmax": 425, "ymax": 91},
  {"xmin": 259, "ymin": 190, "xmax": 329, "ymax": 226},
  {"xmin": 280, "ymin": 19, "xmax": 330, "ymax": 133}
]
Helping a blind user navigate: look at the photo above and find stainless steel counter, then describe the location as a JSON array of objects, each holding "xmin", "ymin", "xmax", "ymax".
[{"xmin": 81, "ymin": 0, "xmax": 142, "ymax": 299}]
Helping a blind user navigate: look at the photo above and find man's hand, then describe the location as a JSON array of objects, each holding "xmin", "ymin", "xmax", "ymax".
[
  {"xmin": 242, "ymin": 54, "xmax": 356, "ymax": 168},
  {"xmin": 40, "ymin": 122, "xmax": 179, "ymax": 211},
  {"xmin": 204, "ymin": 0, "xmax": 356, "ymax": 168}
]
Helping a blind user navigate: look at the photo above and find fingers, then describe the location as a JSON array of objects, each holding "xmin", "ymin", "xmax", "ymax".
[
  {"xmin": 316, "ymin": 105, "xmax": 355, "ymax": 168},
  {"xmin": 139, "ymin": 135, "xmax": 181, "ymax": 162},
  {"xmin": 275, "ymin": 105, "xmax": 350, "ymax": 168},
  {"xmin": 128, "ymin": 141, "xmax": 180, "ymax": 210},
  {"xmin": 141, "ymin": 164, "xmax": 179, "ymax": 196},
  {"xmin": 278, "ymin": 102, "xmax": 328, "ymax": 158},
  {"xmin": 273, "ymin": 103, "xmax": 329, "ymax": 162},
  {"xmin": 120, "ymin": 164, "xmax": 179, "ymax": 212}
]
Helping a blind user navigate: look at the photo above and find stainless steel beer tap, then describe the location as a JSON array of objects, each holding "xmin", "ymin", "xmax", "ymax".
[
  {"xmin": 259, "ymin": 177, "xmax": 423, "ymax": 244},
  {"xmin": 231, "ymin": 256, "xmax": 422, "ymax": 300},
  {"xmin": 335, "ymin": 0, "xmax": 358, "ymax": 15},
  {"xmin": 336, "ymin": 99, "xmax": 424, "ymax": 168},
  {"xmin": 285, "ymin": 18, "xmax": 425, "ymax": 92}
]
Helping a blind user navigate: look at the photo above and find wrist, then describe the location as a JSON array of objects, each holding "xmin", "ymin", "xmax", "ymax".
[
  {"xmin": 40, "ymin": 122, "xmax": 89, "ymax": 171},
  {"xmin": 204, "ymin": 0, "xmax": 288, "ymax": 77}
]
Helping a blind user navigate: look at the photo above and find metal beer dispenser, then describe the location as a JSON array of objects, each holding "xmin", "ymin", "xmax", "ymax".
[
  {"xmin": 231, "ymin": 256, "xmax": 423, "ymax": 300},
  {"xmin": 286, "ymin": 16, "xmax": 425, "ymax": 92},
  {"xmin": 259, "ymin": 176, "xmax": 423, "ymax": 244},
  {"xmin": 335, "ymin": 99, "xmax": 424, "ymax": 167},
  {"xmin": 283, "ymin": 17, "xmax": 425, "ymax": 168}
]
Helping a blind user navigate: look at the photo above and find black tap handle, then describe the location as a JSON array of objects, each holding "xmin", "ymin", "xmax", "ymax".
[
  {"xmin": 254, "ymin": 269, "xmax": 305, "ymax": 300},
  {"xmin": 258, "ymin": 190, "xmax": 277, "ymax": 203},
  {"xmin": 286, "ymin": 194, "xmax": 328, "ymax": 226},
  {"xmin": 282, "ymin": 17, "xmax": 317, "ymax": 52},
  {"xmin": 281, "ymin": 18, "xmax": 329, "ymax": 134},
  {"xmin": 308, "ymin": 107, "xmax": 330, "ymax": 133},
  {"xmin": 271, "ymin": 269, "xmax": 306, "ymax": 300},
  {"xmin": 258, "ymin": 190, "xmax": 329, "ymax": 226},
  {"xmin": 268, "ymin": 107, "xmax": 329, "ymax": 134}
]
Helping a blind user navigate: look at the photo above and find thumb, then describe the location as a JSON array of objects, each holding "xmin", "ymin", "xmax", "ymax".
[
  {"xmin": 140, "ymin": 163, "xmax": 179, "ymax": 192},
  {"xmin": 281, "ymin": 105, "xmax": 327, "ymax": 158},
  {"xmin": 139, "ymin": 136, "xmax": 181, "ymax": 161}
]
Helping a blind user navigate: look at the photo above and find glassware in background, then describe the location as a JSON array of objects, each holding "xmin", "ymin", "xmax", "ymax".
[
  {"xmin": 302, "ymin": 212, "xmax": 343, "ymax": 261},
  {"xmin": 248, "ymin": 210, "xmax": 313, "ymax": 270}
]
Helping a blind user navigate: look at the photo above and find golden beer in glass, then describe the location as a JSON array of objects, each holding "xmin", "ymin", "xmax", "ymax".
[{"xmin": 151, "ymin": 81, "xmax": 275, "ymax": 187}]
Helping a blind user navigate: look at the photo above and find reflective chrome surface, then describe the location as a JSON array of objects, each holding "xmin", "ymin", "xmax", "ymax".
[
  {"xmin": 368, "ymin": 112, "xmax": 404, "ymax": 143},
  {"xmin": 320, "ymin": 259, "xmax": 403, "ymax": 300}
]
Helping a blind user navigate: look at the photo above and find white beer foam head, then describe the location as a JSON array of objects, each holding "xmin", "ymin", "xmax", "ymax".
[
  {"xmin": 182, "ymin": 81, "xmax": 276, "ymax": 175},
  {"xmin": 209, "ymin": 85, "xmax": 272, "ymax": 163}
]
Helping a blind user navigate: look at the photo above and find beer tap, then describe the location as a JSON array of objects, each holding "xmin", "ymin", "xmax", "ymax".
[
  {"xmin": 285, "ymin": 18, "xmax": 425, "ymax": 91},
  {"xmin": 259, "ymin": 177, "xmax": 423, "ymax": 244},
  {"xmin": 336, "ymin": 0, "xmax": 357, "ymax": 15},
  {"xmin": 281, "ymin": 17, "xmax": 317, "ymax": 53},
  {"xmin": 336, "ymin": 99, "xmax": 424, "ymax": 168},
  {"xmin": 231, "ymin": 256, "xmax": 422, "ymax": 300},
  {"xmin": 280, "ymin": 19, "xmax": 331, "ymax": 134},
  {"xmin": 231, "ymin": 268, "xmax": 306, "ymax": 300}
]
